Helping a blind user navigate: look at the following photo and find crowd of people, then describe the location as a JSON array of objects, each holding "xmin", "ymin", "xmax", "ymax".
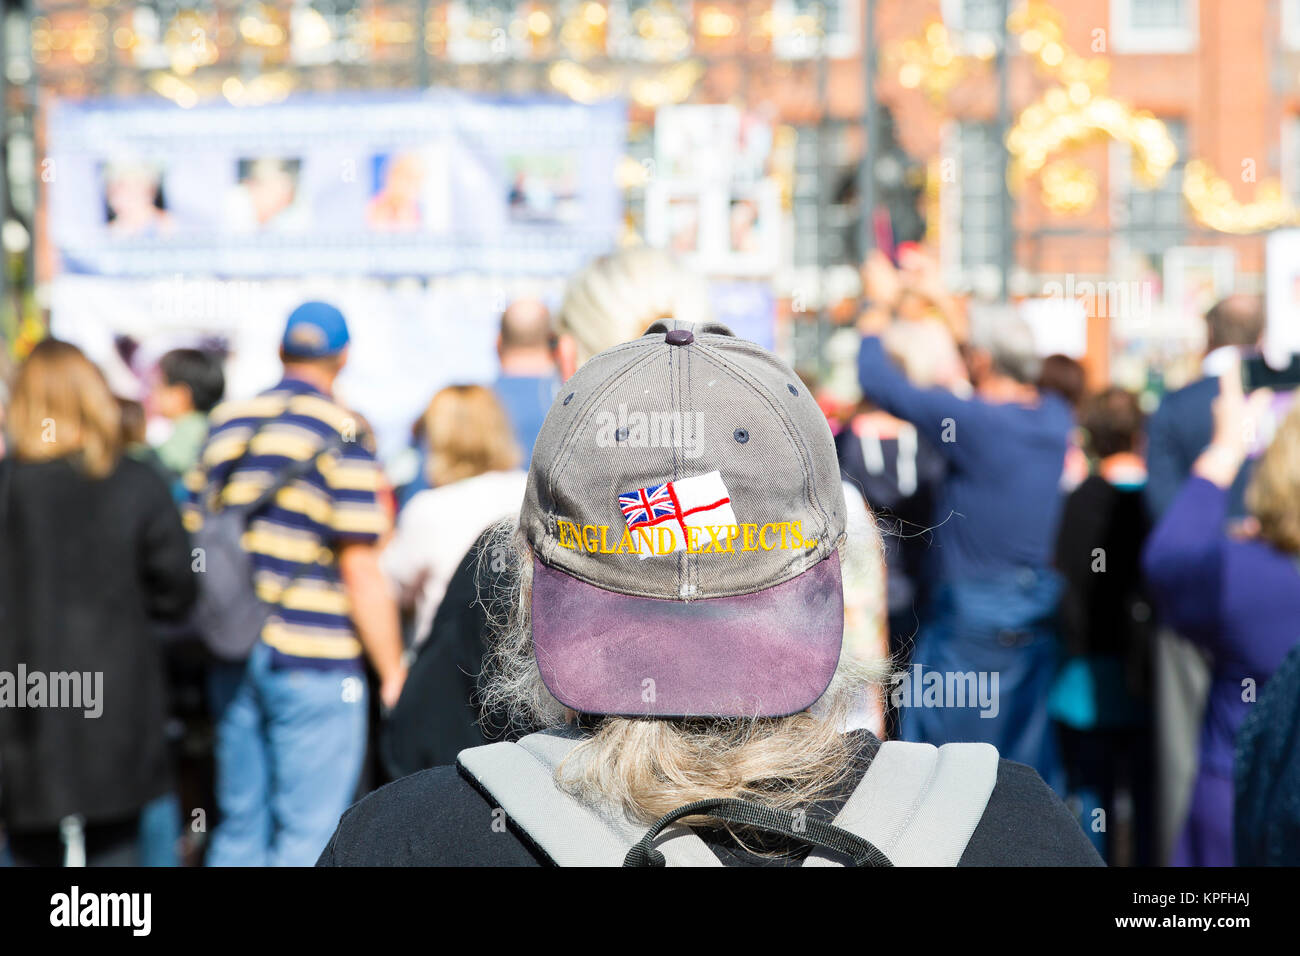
[{"xmin": 0, "ymin": 240, "xmax": 1298, "ymax": 867}]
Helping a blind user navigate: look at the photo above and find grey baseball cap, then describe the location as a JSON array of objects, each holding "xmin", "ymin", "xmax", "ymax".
[{"xmin": 521, "ymin": 319, "xmax": 846, "ymax": 718}]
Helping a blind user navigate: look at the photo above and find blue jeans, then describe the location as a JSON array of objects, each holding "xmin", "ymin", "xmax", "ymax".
[
  {"xmin": 900, "ymin": 569, "xmax": 1065, "ymax": 795},
  {"xmin": 206, "ymin": 642, "xmax": 367, "ymax": 867}
]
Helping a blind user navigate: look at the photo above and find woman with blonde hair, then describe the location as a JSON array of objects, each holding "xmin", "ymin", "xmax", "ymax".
[
  {"xmin": 553, "ymin": 246, "xmax": 712, "ymax": 378},
  {"xmin": 382, "ymin": 384, "xmax": 527, "ymax": 646},
  {"xmin": 1143, "ymin": 363, "xmax": 1300, "ymax": 866},
  {"xmin": 0, "ymin": 339, "xmax": 195, "ymax": 866}
]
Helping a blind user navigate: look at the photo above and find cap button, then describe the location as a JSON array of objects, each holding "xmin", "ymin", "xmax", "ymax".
[{"xmin": 665, "ymin": 329, "xmax": 694, "ymax": 346}]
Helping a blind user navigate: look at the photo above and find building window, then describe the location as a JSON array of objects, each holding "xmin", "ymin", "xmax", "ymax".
[
  {"xmin": 1283, "ymin": 0, "xmax": 1300, "ymax": 51},
  {"xmin": 1284, "ymin": 116, "xmax": 1300, "ymax": 206},
  {"xmin": 1111, "ymin": 0, "xmax": 1198, "ymax": 54},
  {"xmin": 956, "ymin": 121, "xmax": 1003, "ymax": 271},
  {"xmin": 941, "ymin": 0, "xmax": 1016, "ymax": 54},
  {"xmin": 792, "ymin": 123, "xmax": 855, "ymax": 267},
  {"xmin": 1113, "ymin": 118, "xmax": 1188, "ymax": 270},
  {"xmin": 772, "ymin": 0, "xmax": 858, "ymax": 60}
]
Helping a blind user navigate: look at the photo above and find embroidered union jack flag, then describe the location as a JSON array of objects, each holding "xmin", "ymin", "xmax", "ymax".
[
  {"xmin": 618, "ymin": 482, "xmax": 677, "ymax": 529},
  {"xmin": 616, "ymin": 471, "xmax": 738, "ymax": 556}
]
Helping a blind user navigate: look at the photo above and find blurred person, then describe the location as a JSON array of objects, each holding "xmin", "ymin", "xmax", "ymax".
[
  {"xmin": 878, "ymin": 316, "xmax": 971, "ymax": 396},
  {"xmin": 137, "ymin": 353, "xmax": 224, "ymax": 865},
  {"xmin": 185, "ymin": 302, "xmax": 406, "ymax": 866},
  {"xmin": 1144, "ymin": 295, "xmax": 1264, "ymax": 520},
  {"xmin": 857, "ymin": 303, "xmax": 1073, "ymax": 792},
  {"xmin": 552, "ymin": 246, "xmax": 712, "ymax": 380},
  {"xmin": 382, "ymin": 385, "xmax": 526, "ymax": 647},
  {"xmin": 836, "ymin": 321, "xmax": 952, "ymax": 724},
  {"xmin": 1234, "ymin": 640, "xmax": 1300, "ymax": 865},
  {"xmin": 862, "ymin": 247, "xmax": 969, "ymax": 345},
  {"xmin": 117, "ymin": 391, "xmax": 190, "ymax": 866},
  {"xmin": 1143, "ymin": 363, "xmax": 1300, "ymax": 867},
  {"xmin": 832, "ymin": 321, "xmax": 956, "ymax": 738},
  {"xmin": 117, "ymin": 396, "xmax": 163, "ymax": 471},
  {"xmin": 0, "ymin": 340, "xmax": 195, "ymax": 866},
  {"xmin": 1038, "ymin": 354, "xmax": 1089, "ymax": 490},
  {"xmin": 1050, "ymin": 387, "xmax": 1155, "ymax": 864},
  {"xmin": 150, "ymin": 348, "xmax": 225, "ymax": 492},
  {"xmin": 1141, "ymin": 294, "xmax": 1262, "ymax": 862},
  {"xmin": 1037, "ymin": 354, "xmax": 1086, "ymax": 410},
  {"xmin": 493, "ymin": 298, "xmax": 559, "ymax": 469},
  {"xmin": 319, "ymin": 322, "xmax": 1099, "ymax": 867}
]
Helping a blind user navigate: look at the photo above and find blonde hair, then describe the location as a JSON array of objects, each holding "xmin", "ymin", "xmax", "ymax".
[
  {"xmin": 882, "ymin": 318, "xmax": 965, "ymax": 389},
  {"xmin": 8, "ymin": 339, "xmax": 122, "ymax": 479},
  {"xmin": 1248, "ymin": 402, "xmax": 1300, "ymax": 555},
  {"xmin": 556, "ymin": 247, "xmax": 712, "ymax": 365},
  {"xmin": 422, "ymin": 384, "xmax": 521, "ymax": 487},
  {"xmin": 478, "ymin": 517, "xmax": 888, "ymax": 828}
]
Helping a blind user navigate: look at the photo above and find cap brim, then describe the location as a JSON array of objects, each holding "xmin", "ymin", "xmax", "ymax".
[{"xmin": 531, "ymin": 551, "xmax": 844, "ymax": 718}]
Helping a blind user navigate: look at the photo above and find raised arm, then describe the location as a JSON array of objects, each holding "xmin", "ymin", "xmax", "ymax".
[{"xmin": 856, "ymin": 335, "xmax": 977, "ymax": 461}]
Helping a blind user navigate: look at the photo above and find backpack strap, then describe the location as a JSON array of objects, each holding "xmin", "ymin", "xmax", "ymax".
[
  {"xmin": 804, "ymin": 740, "xmax": 999, "ymax": 867},
  {"xmin": 457, "ymin": 731, "xmax": 723, "ymax": 867}
]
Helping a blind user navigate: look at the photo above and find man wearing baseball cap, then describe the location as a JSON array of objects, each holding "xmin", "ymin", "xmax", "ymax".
[
  {"xmin": 319, "ymin": 321, "xmax": 1098, "ymax": 867},
  {"xmin": 186, "ymin": 301, "xmax": 406, "ymax": 866}
]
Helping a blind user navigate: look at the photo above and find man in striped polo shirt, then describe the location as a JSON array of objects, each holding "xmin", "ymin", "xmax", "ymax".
[{"xmin": 185, "ymin": 302, "xmax": 406, "ymax": 866}]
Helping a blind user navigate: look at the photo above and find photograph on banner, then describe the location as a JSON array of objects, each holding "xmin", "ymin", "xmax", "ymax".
[
  {"xmin": 224, "ymin": 157, "xmax": 311, "ymax": 234},
  {"xmin": 364, "ymin": 148, "xmax": 453, "ymax": 233},
  {"xmin": 47, "ymin": 92, "xmax": 625, "ymax": 277},
  {"xmin": 653, "ymin": 104, "xmax": 740, "ymax": 182},
  {"xmin": 1164, "ymin": 247, "xmax": 1235, "ymax": 336},
  {"xmin": 644, "ymin": 181, "xmax": 710, "ymax": 260},
  {"xmin": 723, "ymin": 180, "xmax": 781, "ymax": 275},
  {"xmin": 1267, "ymin": 229, "xmax": 1300, "ymax": 363},
  {"xmin": 646, "ymin": 179, "xmax": 779, "ymax": 275},
  {"xmin": 101, "ymin": 158, "xmax": 175, "ymax": 239},
  {"xmin": 505, "ymin": 151, "xmax": 581, "ymax": 223},
  {"xmin": 649, "ymin": 103, "xmax": 780, "ymax": 276}
]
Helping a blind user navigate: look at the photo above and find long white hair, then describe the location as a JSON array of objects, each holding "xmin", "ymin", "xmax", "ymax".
[{"xmin": 477, "ymin": 513, "xmax": 891, "ymax": 825}]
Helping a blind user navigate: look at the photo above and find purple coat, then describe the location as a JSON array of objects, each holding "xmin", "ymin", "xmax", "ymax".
[{"xmin": 1142, "ymin": 476, "xmax": 1300, "ymax": 865}]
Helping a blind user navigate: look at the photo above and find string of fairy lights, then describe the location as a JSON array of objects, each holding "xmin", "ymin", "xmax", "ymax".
[
  {"xmin": 24, "ymin": 0, "xmax": 1300, "ymax": 239},
  {"xmin": 889, "ymin": 0, "xmax": 1295, "ymax": 235},
  {"xmin": 30, "ymin": 1, "xmax": 833, "ymax": 108}
]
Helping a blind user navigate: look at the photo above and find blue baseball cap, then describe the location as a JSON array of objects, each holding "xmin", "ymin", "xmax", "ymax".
[{"xmin": 282, "ymin": 301, "xmax": 350, "ymax": 358}]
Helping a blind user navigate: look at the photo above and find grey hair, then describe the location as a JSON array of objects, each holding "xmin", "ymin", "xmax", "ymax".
[
  {"xmin": 475, "ymin": 513, "xmax": 894, "ymax": 824},
  {"xmin": 968, "ymin": 303, "xmax": 1041, "ymax": 385}
]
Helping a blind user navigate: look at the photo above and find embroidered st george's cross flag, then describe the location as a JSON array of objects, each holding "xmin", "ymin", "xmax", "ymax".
[{"xmin": 617, "ymin": 470, "xmax": 737, "ymax": 556}]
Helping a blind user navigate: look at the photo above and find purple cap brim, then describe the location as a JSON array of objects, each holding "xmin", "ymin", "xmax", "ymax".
[{"xmin": 531, "ymin": 551, "xmax": 844, "ymax": 718}]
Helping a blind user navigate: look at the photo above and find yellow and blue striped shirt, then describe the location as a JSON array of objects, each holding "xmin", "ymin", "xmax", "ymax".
[{"xmin": 183, "ymin": 377, "xmax": 389, "ymax": 670}]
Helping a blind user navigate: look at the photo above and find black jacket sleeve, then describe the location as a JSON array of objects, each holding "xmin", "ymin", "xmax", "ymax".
[
  {"xmin": 961, "ymin": 759, "xmax": 1105, "ymax": 866},
  {"xmin": 134, "ymin": 462, "xmax": 199, "ymax": 621}
]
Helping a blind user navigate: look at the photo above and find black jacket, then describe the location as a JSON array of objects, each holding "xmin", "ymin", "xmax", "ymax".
[
  {"xmin": 0, "ymin": 455, "xmax": 197, "ymax": 831},
  {"xmin": 320, "ymin": 731, "xmax": 1103, "ymax": 866},
  {"xmin": 381, "ymin": 530, "xmax": 514, "ymax": 780},
  {"xmin": 1144, "ymin": 376, "xmax": 1253, "ymax": 521}
]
